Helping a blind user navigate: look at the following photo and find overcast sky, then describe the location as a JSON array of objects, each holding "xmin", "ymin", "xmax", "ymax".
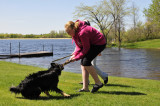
[{"xmin": 0, "ymin": 0, "xmax": 152, "ymax": 34}]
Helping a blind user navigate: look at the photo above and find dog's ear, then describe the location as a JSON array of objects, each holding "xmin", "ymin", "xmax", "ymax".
[{"xmin": 51, "ymin": 62, "xmax": 56, "ymax": 67}]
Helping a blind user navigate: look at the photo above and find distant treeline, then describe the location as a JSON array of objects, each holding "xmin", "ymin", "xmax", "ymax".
[
  {"xmin": 0, "ymin": 30, "xmax": 71, "ymax": 39},
  {"xmin": 0, "ymin": 24, "xmax": 160, "ymax": 44},
  {"xmin": 109, "ymin": 22, "xmax": 160, "ymax": 43}
]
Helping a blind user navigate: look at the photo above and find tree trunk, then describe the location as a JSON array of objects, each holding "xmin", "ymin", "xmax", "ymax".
[
  {"xmin": 101, "ymin": 30, "xmax": 107, "ymax": 45},
  {"xmin": 118, "ymin": 18, "xmax": 121, "ymax": 48}
]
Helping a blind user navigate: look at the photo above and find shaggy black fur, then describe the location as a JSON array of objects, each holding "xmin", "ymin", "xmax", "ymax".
[{"xmin": 10, "ymin": 63, "xmax": 66, "ymax": 99}]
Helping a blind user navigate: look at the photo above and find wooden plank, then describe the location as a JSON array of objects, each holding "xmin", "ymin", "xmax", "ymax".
[{"xmin": 0, "ymin": 51, "xmax": 53, "ymax": 58}]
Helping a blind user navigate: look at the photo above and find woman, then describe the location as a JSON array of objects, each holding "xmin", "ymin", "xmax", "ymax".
[{"xmin": 65, "ymin": 20, "xmax": 106, "ymax": 93}]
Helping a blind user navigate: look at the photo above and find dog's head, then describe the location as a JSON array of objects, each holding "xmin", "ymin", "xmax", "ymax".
[{"xmin": 50, "ymin": 62, "xmax": 64, "ymax": 75}]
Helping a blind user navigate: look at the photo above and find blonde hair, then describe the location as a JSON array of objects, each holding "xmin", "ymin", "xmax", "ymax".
[{"xmin": 65, "ymin": 21, "xmax": 79, "ymax": 31}]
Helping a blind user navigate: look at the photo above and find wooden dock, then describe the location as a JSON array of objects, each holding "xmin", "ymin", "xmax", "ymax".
[{"xmin": 0, "ymin": 51, "xmax": 53, "ymax": 59}]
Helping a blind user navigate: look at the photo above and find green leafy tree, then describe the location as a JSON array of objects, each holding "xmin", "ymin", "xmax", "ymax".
[{"xmin": 144, "ymin": 0, "xmax": 160, "ymax": 26}]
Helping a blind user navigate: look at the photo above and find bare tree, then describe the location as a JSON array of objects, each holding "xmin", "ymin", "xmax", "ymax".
[
  {"xmin": 74, "ymin": 0, "xmax": 131, "ymax": 46},
  {"xmin": 105, "ymin": 0, "xmax": 131, "ymax": 47},
  {"xmin": 132, "ymin": 2, "xmax": 139, "ymax": 30},
  {"xmin": 74, "ymin": 2, "xmax": 114, "ymax": 44}
]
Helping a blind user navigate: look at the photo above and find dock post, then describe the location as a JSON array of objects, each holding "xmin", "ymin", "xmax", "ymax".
[
  {"xmin": 43, "ymin": 45, "xmax": 44, "ymax": 51},
  {"xmin": 52, "ymin": 44, "xmax": 53, "ymax": 53},
  {"xmin": 19, "ymin": 42, "xmax": 20, "ymax": 57},
  {"xmin": 10, "ymin": 43, "xmax": 11, "ymax": 55}
]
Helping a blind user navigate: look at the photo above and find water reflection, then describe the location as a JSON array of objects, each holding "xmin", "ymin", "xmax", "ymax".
[{"xmin": 98, "ymin": 48, "xmax": 160, "ymax": 80}]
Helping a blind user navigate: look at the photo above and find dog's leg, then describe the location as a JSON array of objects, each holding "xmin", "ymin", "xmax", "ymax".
[
  {"xmin": 44, "ymin": 91, "xmax": 52, "ymax": 97},
  {"xmin": 60, "ymin": 92, "xmax": 70, "ymax": 97},
  {"xmin": 54, "ymin": 87, "xmax": 70, "ymax": 97}
]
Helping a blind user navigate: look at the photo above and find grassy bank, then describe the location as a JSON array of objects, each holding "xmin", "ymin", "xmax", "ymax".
[
  {"xmin": 120, "ymin": 39, "xmax": 160, "ymax": 49},
  {"xmin": 0, "ymin": 61, "xmax": 160, "ymax": 106}
]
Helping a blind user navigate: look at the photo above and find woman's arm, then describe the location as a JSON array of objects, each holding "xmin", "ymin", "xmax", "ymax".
[{"xmin": 74, "ymin": 34, "xmax": 90, "ymax": 60}]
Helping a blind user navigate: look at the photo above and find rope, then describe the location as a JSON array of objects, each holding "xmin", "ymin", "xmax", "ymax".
[
  {"xmin": 62, "ymin": 59, "xmax": 73, "ymax": 66},
  {"xmin": 52, "ymin": 54, "xmax": 72, "ymax": 62}
]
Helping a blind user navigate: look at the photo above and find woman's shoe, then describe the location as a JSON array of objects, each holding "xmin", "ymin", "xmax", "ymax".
[
  {"xmin": 91, "ymin": 84, "xmax": 103, "ymax": 93},
  {"xmin": 78, "ymin": 89, "xmax": 90, "ymax": 92}
]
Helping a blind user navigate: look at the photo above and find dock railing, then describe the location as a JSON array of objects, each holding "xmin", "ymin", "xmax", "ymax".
[{"xmin": 0, "ymin": 42, "xmax": 53, "ymax": 58}]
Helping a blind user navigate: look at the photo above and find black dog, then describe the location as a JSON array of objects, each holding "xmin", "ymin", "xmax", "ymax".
[{"xmin": 10, "ymin": 63, "xmax": 70, "ymax": 99}]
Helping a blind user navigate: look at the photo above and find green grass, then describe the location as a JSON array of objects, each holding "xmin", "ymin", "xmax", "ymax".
[
  {"xmin": 0, "ymin": 61, "xmax": 160, "ymax": 106},
  {"xmin": 121, "ymin": 39, "xmax": 160, "ymax": 49}
]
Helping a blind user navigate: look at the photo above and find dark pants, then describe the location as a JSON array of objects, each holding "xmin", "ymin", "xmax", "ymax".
[{"xmin": 81, "ymin": 44, "xmax": 106, "ymax": 66}]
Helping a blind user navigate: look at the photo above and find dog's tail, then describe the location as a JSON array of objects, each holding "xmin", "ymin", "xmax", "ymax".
[{"xmin": 10, "ymin": 86, "xmax": 21, "ymax": 94}]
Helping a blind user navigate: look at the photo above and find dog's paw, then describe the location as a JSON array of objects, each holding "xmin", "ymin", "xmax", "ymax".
[{"xmin": 62, "ymin": 92, "xmax": 70, "ymax": 97}]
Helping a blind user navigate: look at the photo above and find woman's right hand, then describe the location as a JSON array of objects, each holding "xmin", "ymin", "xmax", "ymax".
[{"xmin": 69, "ymin": 55, "xmax": 76, "ymax": 62}]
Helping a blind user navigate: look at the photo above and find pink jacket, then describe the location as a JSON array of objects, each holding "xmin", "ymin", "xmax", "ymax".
[{"xmin": 72, "ymin": 20, "xmax": 106, "ymax": 61}]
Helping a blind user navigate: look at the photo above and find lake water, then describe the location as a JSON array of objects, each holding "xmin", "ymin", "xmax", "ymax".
[{"xmin": 0, "ymin": 39, "xmax": 160, "ymax": 80}]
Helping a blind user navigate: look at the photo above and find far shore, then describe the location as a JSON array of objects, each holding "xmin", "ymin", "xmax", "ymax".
[{"xmin": 1, "ymin": 38, "xmax": 160, "ymax": 49}]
